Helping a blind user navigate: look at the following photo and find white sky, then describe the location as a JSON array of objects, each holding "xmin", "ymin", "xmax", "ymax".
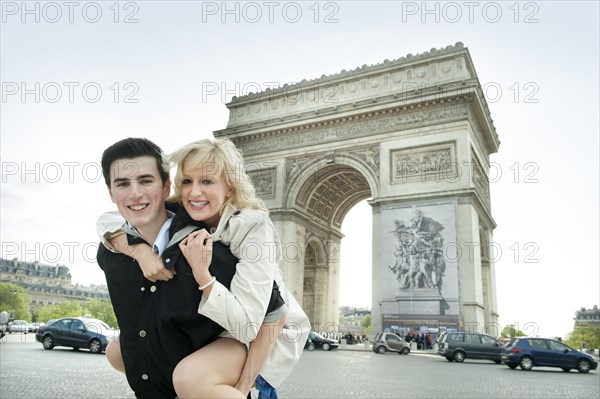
[{"xmin": 1, "ymin": 1, "xmax": 598, "ymax": 339}]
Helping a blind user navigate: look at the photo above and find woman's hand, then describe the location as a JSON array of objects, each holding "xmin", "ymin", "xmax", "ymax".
[{"xmin": 179, "ymin": 229, "xmax": 214, "ymax": 289}]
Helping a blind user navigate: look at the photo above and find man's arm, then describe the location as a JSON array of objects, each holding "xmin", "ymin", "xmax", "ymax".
[
  {"xmin": 107, "ymin": 233, "xmax": 174, "ymax": 283},
  {"xmin": 97, "ymin": 211, "xmax": 174, "ymax": 282}
]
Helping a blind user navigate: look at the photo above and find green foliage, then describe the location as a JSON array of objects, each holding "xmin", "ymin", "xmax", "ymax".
[
  {"xmin": 0, "ymin": 282, "xmax": 31, "ymax": 321},
  {"xmin": 36, "ymin": 300, "xmax": 82, "ymax": 322},
  {"xmin": 565, "ymin": 324, "xmax": 600, "ymax": 350},
  {"xmin": 339, "ymin": 315, "xmax": 348, "ymax": 325},
  {"xmin": 85, "ymin": 300, "xmax": 118, "ymax": 328},
  {"xmin": 360, "ymin": 314, "xmax": 372, "ymax": 334},
  {"xmin": 500, "ymin": 324, "xmax": 526, "ymax": 338},
  {"xmin": 36, "ymin": 299, "xmax": 117, "ymax": 327}
]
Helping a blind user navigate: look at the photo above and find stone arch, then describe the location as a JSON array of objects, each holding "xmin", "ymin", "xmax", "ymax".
[{"xmin": 216, "ymin": 43, "xmax": 500, "ymax": 333}]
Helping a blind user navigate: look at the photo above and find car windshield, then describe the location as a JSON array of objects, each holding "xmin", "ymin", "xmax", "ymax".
[{"xmin": 83, "ymin": 319, "xmax": 111, "ymax": 331}]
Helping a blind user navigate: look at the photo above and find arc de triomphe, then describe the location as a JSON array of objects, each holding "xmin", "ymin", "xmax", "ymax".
[{"xmin": 215, "ymin": 42, "xmax": 500, "ymax": 334}]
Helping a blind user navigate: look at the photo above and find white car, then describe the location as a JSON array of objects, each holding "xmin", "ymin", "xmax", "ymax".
[{"xmin": 7, "ymin": 320, "xmax": 29, "ymax": 333}]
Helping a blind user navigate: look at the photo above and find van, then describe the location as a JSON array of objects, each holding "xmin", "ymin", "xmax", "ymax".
[{"xmin": 437, "ymin": 332, "xmax": 503, "ymax": 363}]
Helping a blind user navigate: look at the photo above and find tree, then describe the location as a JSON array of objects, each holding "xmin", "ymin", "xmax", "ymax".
[
  {"xmin": 500, "ymin": 324, "xmax": 526, "ymax": 339},
  {"xmin": 85, "ymin": 299, "xmax": 118, "ymax": 328},
  {"xmin": 0, "ymin": 282, "xmax": 30, "ymax": 321},
  {"xmin": 360, "ymin": 314, "xmax": 372, "ymax": 334},
  {"xmin": 565, "ymin": 324, "xmax": 600, "ymax": 350},
  {"xmin": 36, "ymin": 300, "xmax": 83, "ymax": 322}
]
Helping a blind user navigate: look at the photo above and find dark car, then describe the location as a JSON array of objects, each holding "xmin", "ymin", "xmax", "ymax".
[
  {"xmin": 35, "ymin": 317, "xmax": 118, "ymax": 354},
  {"xmin": 502, "ymin": 337, "xmax": 598, "ymax": 373},
  {"xmin": 437, "ymin": 332, "xmax": 504, "ymax": 363},
  {"xmin": 372, "ymin": 332, "xmax": 411, "ymax": 354},
  {"xmin": 304, "ymin": 331, "xmax": 340, "ymax": 351}
]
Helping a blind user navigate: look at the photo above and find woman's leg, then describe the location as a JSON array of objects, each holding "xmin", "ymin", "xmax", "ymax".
[
  {"xmin": 173, "ymin": 337, "xmax": 247, "ymax": 399},
  {"xmin": 106, "ymin": 335, "xmax": 125, "ymax": 373},
  {"xmin": 235, "ymin": 315, "xmax": 286, "ymax": 396}
]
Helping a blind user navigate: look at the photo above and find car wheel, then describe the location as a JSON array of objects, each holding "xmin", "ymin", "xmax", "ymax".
[
  {"xmin": 519, "ymin": 356, "xmax": 533, "ymax": 371},
  {"xmin": 307, "ymin": 342, "xmax": 315, "ymax": 351},
  {"xmin": 561, "ymin": 368, "xmax": 571, "ymax": 372},
  {"xmin": 89, "ymin": 339, "xmax": 102, "ymax": 354},
  {"xmin": 577, "ymin": 359, "xmax": 591, "ymax": 373},
  {"xmin": 453, "ymin": 351, "xmax": 465, "ymax": 363},
  {"xmin": 322, "ymin": 343, "xmax": 330, "ymax": 351},
  {"xmin": 377, "ymin": 346, "xmax": 386, "ymax": 354},
  {"xmin": 401, "ymin": 347, "xmax": 410, "ymax": 355},
  {"xmin": 507, "ymin": 363, "xmax": 518, "ymax": 369},
  {"xmin": 42, "ymin": 335, "xmax": 54, "ymax": 350},
  {"xmin": 446, "ymin": 357, "xmax": 453, "ymax": 362}
]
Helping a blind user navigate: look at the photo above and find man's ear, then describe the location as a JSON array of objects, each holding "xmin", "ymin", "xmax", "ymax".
[{"xmin": 163, "ymin": 179, "xmax": 171, "ymax": 199}]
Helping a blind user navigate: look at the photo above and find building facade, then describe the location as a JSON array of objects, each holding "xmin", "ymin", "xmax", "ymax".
[{"xmin": 0, "ymin": 257, "xmax": 109, "ymax": 320}]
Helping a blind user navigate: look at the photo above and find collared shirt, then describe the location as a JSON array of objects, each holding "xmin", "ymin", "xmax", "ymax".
[{"xmin": 126, "ymin": 210, "xmax": 174, "ymax": 256}]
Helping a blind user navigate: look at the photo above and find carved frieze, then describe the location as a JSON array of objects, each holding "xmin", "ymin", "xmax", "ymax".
[
  {"xmin": 348, "ymin": 145, "xmax": 380, "ymax": 177},
  {"xmin": 235, "ymin": 102, "xmax": 469, "ymax": 155},
  {"xmin": 391, "ymin": 142, "xmax": 457, "ymax": 183},
  {"xmin": 470, "ymin": 150, "xmax": 490, "ymax": 201},
  {"xmin": 247, "ymin": 166, "xmax": 276, "ymax": 199}
]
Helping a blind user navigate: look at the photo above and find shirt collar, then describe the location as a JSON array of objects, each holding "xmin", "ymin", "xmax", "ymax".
[{"xmin": 126, "ymin": 210, "xmax": 175, "ymax": 256}]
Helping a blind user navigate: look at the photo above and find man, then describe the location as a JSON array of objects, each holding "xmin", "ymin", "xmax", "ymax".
[{"xmin": 97, "ymin": 138, "xmax": 233, "ymax": 398}]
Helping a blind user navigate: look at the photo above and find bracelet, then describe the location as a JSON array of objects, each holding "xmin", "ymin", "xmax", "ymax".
[{"xmin": 198, "ymin": 276, "xmax": 216, "ymax": 291}]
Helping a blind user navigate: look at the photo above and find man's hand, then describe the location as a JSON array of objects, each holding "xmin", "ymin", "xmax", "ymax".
[
  {"xmin": 109, "ymin": 232, "xmax": 175, "ymax": 282},
  {"xmin": 135, "ymin": 247, "xmax": 175, "ymax": 283}
]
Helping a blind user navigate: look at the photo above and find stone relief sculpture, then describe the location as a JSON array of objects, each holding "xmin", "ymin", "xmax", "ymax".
[{"xmin": 387, "ymin": 209, "xmax": 446, "ymax": 293}]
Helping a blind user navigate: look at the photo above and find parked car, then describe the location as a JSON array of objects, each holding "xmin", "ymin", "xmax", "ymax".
[
  {"xmin": 372, "ymin": 332, "xmax": 410, "ymax": 355},
  {"xmin": 437, "ymin": 331, "xmax": 503, "ymax": 363},
  {"xmin": 28, "ymin": 322, "xmax": 46, "ymax": 333},
  {"xmin": 501, "ymin": 337, "xmax": 598, "ymax": 373},
  {"xmin": 304, "ymin": 331, "xmax": 340, "ymax": 351},
  {"xmin": 35, "ymin": 317, "xmax": 118, "ymax": 354},
  {"xmin": 7, "ymin": 320, "xmax": 28, "ymax": 334}
]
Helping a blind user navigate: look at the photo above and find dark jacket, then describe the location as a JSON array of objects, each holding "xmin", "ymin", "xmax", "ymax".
[{"xmin": 97, "ymin": 206, "xmax": 283, "ymax": 398}]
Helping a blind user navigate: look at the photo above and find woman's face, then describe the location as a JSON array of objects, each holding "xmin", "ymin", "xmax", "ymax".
[{"xmin": 179, "ymin": 159, "xmax": 231, "ymax": 228}]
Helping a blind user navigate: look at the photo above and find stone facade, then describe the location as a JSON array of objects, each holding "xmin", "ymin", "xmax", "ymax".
[
  {"xmin": 215, "ymin": 42, "xmax": 499, "ymax": 333},
  {"xmin": 0, "ymin": 257, "xmax": 109, "ymax": 319}
]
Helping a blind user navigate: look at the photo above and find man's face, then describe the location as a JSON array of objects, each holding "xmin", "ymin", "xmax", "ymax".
[{"xmin": 109, "ymin": 156, "xmax": 170, "ymax": 233}]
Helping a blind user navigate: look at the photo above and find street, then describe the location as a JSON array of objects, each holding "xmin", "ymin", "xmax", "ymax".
[{"xmin": 1, "ymin": 333, "xmax": 598, "ymax": 398}]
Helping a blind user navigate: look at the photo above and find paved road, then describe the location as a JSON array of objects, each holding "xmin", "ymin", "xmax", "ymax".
[{"xmin": 1, "ymin": 333, "xmax": 599, "ymax": 398}]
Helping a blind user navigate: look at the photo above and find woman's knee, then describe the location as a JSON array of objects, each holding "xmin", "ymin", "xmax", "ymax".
[{"xmin": 106, "ymin": 340, "xmax": 125, "ymax": 373}]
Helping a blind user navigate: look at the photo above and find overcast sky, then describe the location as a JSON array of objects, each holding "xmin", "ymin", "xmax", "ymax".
[{"xmin": 1, "ymin": 1, "xmax": 598, "ymax": 339}]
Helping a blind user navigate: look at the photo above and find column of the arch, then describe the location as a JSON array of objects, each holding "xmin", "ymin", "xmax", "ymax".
[
  {"xmin": 456, "ymin": 203, "xmax": 486, "ymax": 330},
  {"xmin": 481, "ymin": 230, "xmax": 501, "ymax": 335},
  {"xmin": 326, "ymin": 236, "xmax": 341, "ymax": 330},
  {"xmin": 370, "ymin": 201, "xmax": 383, "ymax": 333},
  {"xmin": 271, "ymin": 219, "xmax": 306, "ymax": 303}
]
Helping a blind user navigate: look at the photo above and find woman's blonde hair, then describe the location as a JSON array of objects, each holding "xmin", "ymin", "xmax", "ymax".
[{"xmin": 168, "ymin": 138, "xmax": 267, "ymax": 214}]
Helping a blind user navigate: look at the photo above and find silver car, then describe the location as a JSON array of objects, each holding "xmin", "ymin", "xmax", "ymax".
[{"xmin": 372, "ymin": 332, "xmax": 411, "ymax": 354}]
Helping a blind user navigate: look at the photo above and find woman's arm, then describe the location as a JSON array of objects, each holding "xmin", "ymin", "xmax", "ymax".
[{"xmin": 197, "ymin": 212, "xmax": 279, "ymax": 344}]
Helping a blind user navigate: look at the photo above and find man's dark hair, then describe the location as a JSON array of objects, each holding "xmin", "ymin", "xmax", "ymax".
[{"xmin": 101, "ymin": 138, "xmax": 169, "ymax": 188}]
